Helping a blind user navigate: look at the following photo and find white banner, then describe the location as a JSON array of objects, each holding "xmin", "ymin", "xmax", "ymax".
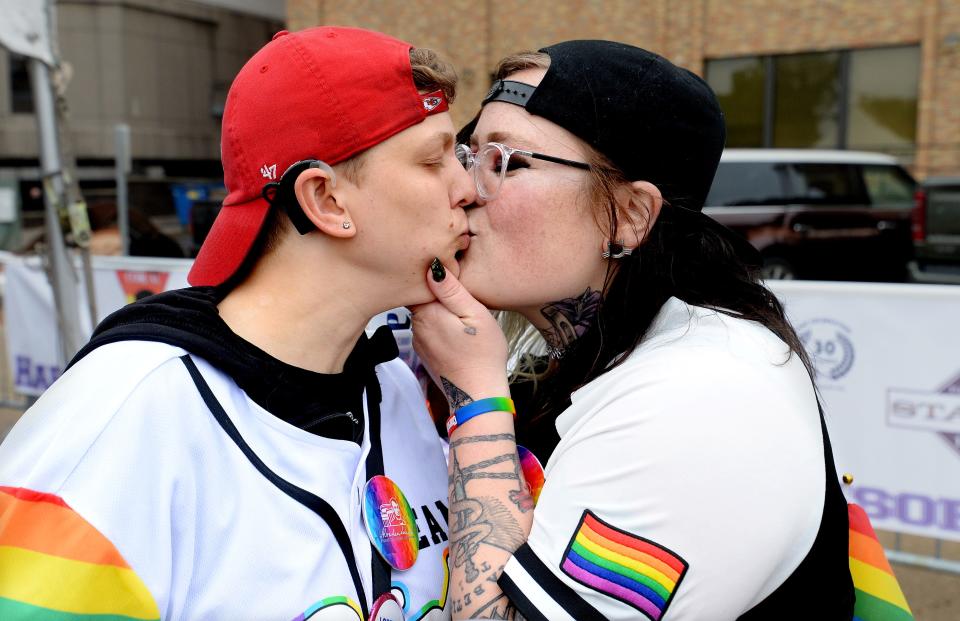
[
  {"xmin": 770, "ymin": 280, "xmax": 960, "ymax": 542},
  {"xmin": 0, "ymin": 252, "xmax": 419, "ymax": 396},
  {"xmin": 1, "ymin": 252, "xmax": 191, "ymax": 395},
  {"xmin": 0, "ymin": 0, "xmax": 55, "ymax": 65}
]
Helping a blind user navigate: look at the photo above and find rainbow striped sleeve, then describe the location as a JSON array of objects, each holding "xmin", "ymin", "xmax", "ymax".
[
  {"xmin": 0, "ymin": 486, "xmax": 161, "ymax": 620},
  {"xmin": 848, "ymin": 503, "xmax": 914, "ymax": 621},
  {"xmin": 560, "ymin": 510, "xmax": 688, "ymax": 621}
]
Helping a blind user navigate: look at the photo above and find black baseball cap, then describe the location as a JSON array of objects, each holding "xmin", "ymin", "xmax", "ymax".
[{"xmin": 467, "ymin": 39, "xmax": 760, "ymax": 264}]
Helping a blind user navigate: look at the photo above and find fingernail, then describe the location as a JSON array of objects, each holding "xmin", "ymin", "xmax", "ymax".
[{"xmin": 431, "ymin": 257, "xmax": 446, "ymax": 282}]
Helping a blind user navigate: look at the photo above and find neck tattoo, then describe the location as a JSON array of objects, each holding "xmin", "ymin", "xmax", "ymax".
[{"xmin": 539, "ymin": 288, "xmax": 602, "ymax": 360}]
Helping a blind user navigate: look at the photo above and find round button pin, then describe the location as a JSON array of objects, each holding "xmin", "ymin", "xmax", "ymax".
[
  {"xmin": 361, "ymin": 475, "xmax": 420, "ymax": 571},
  {"xmin": 368, "ymin": 593, "xmax": 405, "ymax": 621},
  {"xmin": 517, "ymin": 445, "xmax": 545, "ymax": 506}
]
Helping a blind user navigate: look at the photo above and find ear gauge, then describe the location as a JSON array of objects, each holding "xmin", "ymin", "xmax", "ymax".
[{"xmin": 602, "ymin": 240, "xmax": 634, "ymax": 259}]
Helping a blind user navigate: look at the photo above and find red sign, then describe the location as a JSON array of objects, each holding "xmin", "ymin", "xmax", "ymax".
[{"xmin": 116, "ymin": 270, "xmax": 170, "ymax": 304}]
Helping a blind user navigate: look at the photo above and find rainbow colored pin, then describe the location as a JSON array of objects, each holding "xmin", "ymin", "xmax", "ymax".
[
  {"xmin": 362, "ymin": 475, "xmax": 420, "ymax": 571},
  {"xmin": 517, "ymin": 446, "xmax": 545, "ymax": 505}
]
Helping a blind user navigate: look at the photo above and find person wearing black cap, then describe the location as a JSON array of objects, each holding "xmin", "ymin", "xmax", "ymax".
[
  {"xmin": 411, "ymin": 41, "xmax": 855, "ymax": 620},
  {"xmin": 0, "ymin": 27, "xmax": 473, "ymax": 619}
]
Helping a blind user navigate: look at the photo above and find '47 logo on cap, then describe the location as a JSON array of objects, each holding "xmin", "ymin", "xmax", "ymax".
[{"xmin": 260, "ymin": 164, "xmax": 277, "ymax": 180}]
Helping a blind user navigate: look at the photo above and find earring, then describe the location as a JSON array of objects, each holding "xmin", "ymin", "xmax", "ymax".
[
  {"xmin": 342, "ymin": 221, "xmax": 352, "ymax": 229},
  {"xmin": 602, "ymin": 240, "xmax": 633, "ymax": 259}
]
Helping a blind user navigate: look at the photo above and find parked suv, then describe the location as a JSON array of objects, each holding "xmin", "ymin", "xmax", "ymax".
[
  {"xmin": 910, "ymin": 177, "xmax": 960, "ymax": 283},
  {"xmin": 704, "ymin": 149, "xmax": 916, "ymax": 281}
]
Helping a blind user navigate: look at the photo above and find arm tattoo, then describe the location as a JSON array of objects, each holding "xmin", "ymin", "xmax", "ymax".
[
  {"xmin": 450, "ymin": 446, "xmax": 527, "ymax": 584},
  {"xmin": 441, "ymin": 376, "xmax": 474, "ymax": 410},
  {"xmin": 450, "ymin": 433, "xmax": 516, "ymax": 448},
  {"xmin": 448, "ymin": 441, "xmax": 533, "ymax": 513},
  {"xmin": 539, "ymin": 287, "xmax": 601, "ymax": 359},
  {"xmin": 473, "ymin": 593, "xmax": 527, "ymax": 620}
]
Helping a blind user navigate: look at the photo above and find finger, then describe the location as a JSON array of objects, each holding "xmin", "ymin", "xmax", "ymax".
[{"xmin": 426, "ymin": 258, "xmax": 484, "ymax": 319}]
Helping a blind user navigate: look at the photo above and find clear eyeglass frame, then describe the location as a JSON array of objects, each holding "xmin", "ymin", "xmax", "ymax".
[{"xmin": 456, "ymin": 142, "xmax": 591, "ymax": 201}]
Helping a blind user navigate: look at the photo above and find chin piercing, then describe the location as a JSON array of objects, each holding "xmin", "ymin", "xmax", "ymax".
[{"xmin": 602, "ymin": 240, "xmax": 633, "ymax": 259}]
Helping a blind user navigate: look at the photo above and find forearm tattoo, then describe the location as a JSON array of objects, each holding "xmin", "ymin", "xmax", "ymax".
[
  {"xmin": 441, "ymin": 376, "xmax": 474, "ymax": 410},
  {"xmin": 472, "ymin": 593, "xmax": 527, "ymax": 620},
  {"xmin": 539, "ymin": 287, "xmax": 601, "ymax": 359},
  {"xmin": 449, "ymin": 432, "xmax": 533, "ymax": 618}
]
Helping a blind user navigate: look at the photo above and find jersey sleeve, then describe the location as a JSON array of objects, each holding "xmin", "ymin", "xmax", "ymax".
[
  {"xmin": 0, "ymin": 343, "xmax": 188, "ymax": 620},
  {"xmin": 0, "ymin": 486, "xmax": 161, "ymax": 620},
  {"xmin": 499, "ymin": 345, "xmax": 827, "ymax": 621}
]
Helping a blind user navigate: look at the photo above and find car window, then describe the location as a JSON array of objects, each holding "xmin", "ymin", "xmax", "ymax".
[
  {"xmin": 706, "ymin": 162, "xmax": 791, "ymax": 206},
  {"xmin": 788, "ymin": 163, "xmax": 867, "ymax": 205},
  {"xmin": 862, "ymin": 165, "xmax": 916, "ymax": 206}
]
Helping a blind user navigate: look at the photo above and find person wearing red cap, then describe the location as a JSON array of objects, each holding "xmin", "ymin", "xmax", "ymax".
[
  {"xmin": 412, "ymin": 42, "xmax": 855, "ymax": 620},
  {"xmin": 0, "ymin": 27, "xmax": 472, "ymax": 619}
]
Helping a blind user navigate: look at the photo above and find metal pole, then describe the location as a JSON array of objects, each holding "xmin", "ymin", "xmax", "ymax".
[
  {"xmin": 115, "ymin": 123, "xmax": 130, "ymax": 255},
  {"xmin": 28, "ymin": 56, "xmax": 84, "ymax": 363}
]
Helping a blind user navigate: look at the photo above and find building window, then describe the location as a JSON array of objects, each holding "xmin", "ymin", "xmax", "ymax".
[
  {"xmin": 847, "ymin": 46, "xmax": 921, "ymax": 152},
  {"xmin": 709, "ymin": 57, "xmax": 766, "ymax": 148},
  {"xmin": 706, "ymin": 46, "xmax": 920, "ymax": 157},
  {"xmin": 10, "ymin": 54, "xmax": 34, "ymax": 114},
  {"xmin": 773, "ymin": 52, "xmax": 841, "ymax": 148}
]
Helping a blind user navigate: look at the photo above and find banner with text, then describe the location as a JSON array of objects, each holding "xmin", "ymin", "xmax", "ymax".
[
  {"xmin": 770, "ymin": 280, "xmax": 960, "ymax": 542},
  {"xmin": 0, "ymin": 252, "xmax": 420, "ymax": 396}
]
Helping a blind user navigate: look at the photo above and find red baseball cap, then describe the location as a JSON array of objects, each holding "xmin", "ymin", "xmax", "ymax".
[{"xmin": 189, "ymin": 26, "xmax": 451, "ymax": 287}]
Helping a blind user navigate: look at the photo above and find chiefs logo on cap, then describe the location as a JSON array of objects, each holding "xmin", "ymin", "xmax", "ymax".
[{"xmin": 420, "ymin": 90, "xmax": 448, "ymax": 115}]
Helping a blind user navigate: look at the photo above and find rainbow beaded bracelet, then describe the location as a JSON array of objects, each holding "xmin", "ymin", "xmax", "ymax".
[{"xmin": 446, "ymin": 397, "xmax": 516, "ymax": 435}]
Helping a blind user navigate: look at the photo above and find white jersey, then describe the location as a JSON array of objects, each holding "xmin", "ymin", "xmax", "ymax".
[
  {"xmin": 0, "ymin": 340, "xmax": 451, "ymax": 620},
  {"xmin": 500, "ymin": 297, "xmax": 826, "ymax": 621}
]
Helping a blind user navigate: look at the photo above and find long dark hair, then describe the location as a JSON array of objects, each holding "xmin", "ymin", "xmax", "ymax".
[{"xmin": 496, "ymin": 54, "xmax": 815, "ymax": 458}]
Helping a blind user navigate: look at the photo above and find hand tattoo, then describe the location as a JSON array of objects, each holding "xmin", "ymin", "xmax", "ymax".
[
  {"xmin": 441, "ymin": 376, "xmax": 474, "ymax": 410},
  {"xmin": 540, "ymin": 288, "xmax": 601, "ymax": 359}
]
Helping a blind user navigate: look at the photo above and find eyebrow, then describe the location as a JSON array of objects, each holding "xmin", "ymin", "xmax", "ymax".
[
  {"xmin": 473, "ymin": 131, "xmax": 536, "ymax": 151},
  {"xmin": 423, "ymin": 131, "xmax": 454, "ymax": 152}
]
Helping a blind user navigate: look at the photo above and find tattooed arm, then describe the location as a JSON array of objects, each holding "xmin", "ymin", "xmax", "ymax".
[
  {"xmin": 410, "ymin": 264, "xmax": 537, "ymax": 619},
  {"xmin": 444, "ymin": 379, "xmax": 533, "ymax": 620}
]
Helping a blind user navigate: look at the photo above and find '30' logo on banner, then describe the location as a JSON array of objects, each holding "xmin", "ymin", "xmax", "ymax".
[{"xmin": 798, "ymin": 318, "xmax": 855, "ymax": 383}]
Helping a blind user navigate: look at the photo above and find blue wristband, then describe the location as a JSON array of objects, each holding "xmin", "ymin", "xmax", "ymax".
[{"xmin": 446, "ymin": 397, "xmax": 515, "ymax": 435}]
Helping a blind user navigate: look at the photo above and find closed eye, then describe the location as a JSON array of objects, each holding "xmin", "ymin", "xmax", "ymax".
[
  {"xmin": 506, "ymin": 157, "xmax": 530, "ymax": 172},
  {"xmin": 494, "ymin": 157, "xmax": 530, "ymax": 174}
]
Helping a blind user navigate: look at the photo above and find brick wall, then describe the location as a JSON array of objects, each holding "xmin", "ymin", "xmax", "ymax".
[{"xmin": 287, "ymin": 0, "xmax": 960, "ymax": 177}]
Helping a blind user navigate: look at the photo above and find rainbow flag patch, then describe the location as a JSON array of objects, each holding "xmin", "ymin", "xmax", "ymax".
[
  {"xmin": 0, "ymin": 486, "xmax": 160, "ymax": 620},
  {"xmin": 560, "ymin": 510, "xmax": 688, "ymax": 620},
  {"xmin": 848, "ymin": 503, "xmax": 914, "ymax": 621}
]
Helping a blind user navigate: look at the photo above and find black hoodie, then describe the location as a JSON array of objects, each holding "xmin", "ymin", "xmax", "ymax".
[{"xmin": 68, "ymin": 287, "xmax": 399, "ymax": 444}]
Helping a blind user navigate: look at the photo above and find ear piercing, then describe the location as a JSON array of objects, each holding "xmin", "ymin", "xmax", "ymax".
[
  {"xmin": 602, "ymin": 240, "xmax": 634, "ymax": 259},
  {"xmin": 342, "ymin": 221, "xmax": 352, "ymax": 229}
]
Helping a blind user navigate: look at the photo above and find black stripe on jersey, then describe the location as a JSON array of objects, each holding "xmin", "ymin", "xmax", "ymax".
[
  {"xmin": 498, "ymin": 572, "xmax": 551, "ymax": 621},
  {"xmin": 500, "ymin": 543, "xmax": 605, "ymax": 621},
  {"xmin": 181, "ymin": 355, "xmax": 371, "ymax": 619}
]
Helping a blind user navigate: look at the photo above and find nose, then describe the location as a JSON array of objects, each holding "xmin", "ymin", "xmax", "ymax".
[{"xmin": 452, "ymin": 156, "xmax": 477, "ymax": 208}]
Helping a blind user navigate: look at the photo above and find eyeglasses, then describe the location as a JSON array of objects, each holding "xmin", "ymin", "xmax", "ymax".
[{"xmin": 456, "ymin": 142, "xmax": 590, "ymax": 201}]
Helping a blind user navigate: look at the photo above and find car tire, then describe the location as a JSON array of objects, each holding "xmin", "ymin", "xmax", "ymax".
[{"xmin": 761, "ymin": 256, "xmax": 797, "ymax": 280}]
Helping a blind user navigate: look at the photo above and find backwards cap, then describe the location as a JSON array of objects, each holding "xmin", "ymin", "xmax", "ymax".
[
  {"xmin": 478, "ymin": 39, "xmax": 759, "ymax": 263},
  {"xmin": 189, "ymin": 26, "xmax": 451, "ymax": 287}
]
